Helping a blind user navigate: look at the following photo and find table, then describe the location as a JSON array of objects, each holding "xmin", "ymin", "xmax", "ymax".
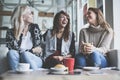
[{"xmin": 0, "ymin": 69, "xmax": 120, "ymax": 80}]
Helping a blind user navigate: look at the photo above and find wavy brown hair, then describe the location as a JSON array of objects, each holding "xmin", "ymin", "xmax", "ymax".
[
  {"xmin": 51, "ymin": 11, "xmax": 70, "ymax": 41},
  {"xmin": 88, "ymin": 7, "xmax": 111, "ymax": 32}
]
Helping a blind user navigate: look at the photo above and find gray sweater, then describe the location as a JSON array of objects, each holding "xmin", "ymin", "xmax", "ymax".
[{"xmin": 79, "ymin": 25, "xmax": 113, "ymax": 55}]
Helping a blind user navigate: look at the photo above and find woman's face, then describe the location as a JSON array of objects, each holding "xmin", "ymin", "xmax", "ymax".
[
  {"xmin": 59, "ymin": 14, "xmax": 68, "ymax": 28},
  {"xmin": 86, "ymin": 10, "xmax": 97, "ymax": 25},
  {"xmin": 23, "ymin": 7, "xmax": 33, "ymax": 24}
]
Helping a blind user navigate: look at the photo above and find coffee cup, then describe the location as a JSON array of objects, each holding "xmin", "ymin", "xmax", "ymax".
[
  {"xmin": 63, "ymin": 58, "xmax": 75, "ymax": 72},
  {"xmin": 83, "ymin": 43, "xmax": 92, "ymax": 53},
  {"xmin": 17, "ymin": 63, "xmax": 30, "ymax": 71}
]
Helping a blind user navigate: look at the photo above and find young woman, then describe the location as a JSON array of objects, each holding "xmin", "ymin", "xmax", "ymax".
[
  {"xmin": 43, "ymin": 11, "xmax": 75, "ymax": 68},
  {"xmin": 75, "ymin": 7, "xmax": 113, "ymax": 68},
  {"xmin": 6, "ymin": 5, "xmax": 43, "ymax": 70}
]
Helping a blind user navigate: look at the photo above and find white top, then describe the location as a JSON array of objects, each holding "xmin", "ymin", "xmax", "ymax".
[{"xmin": 20, "ymin": 31, "xmax": 33, "ymax": 50}]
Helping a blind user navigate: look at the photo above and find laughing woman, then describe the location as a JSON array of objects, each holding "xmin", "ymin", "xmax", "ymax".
[
  {"xmin": 6, "ymin": 5, "xmax": 43, "ymax": 70},
  {"xmin": 75, "ymin": 7, "xmax": 113, "ymax": 68},
  {"xmin": 43, "ymin": 11, "xmax": 75, "ymax": 68}
]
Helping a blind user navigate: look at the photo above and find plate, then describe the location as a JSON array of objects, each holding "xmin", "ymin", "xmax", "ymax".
[
  {"xmin": 16, "ymin": 69, "xmax": 33, "ymax": 73},
  {"xmin": 50, "ymin": 67, "xmax": 68, "ymax": 72},
  {"xmin": 50, "ymin": 67, "xmax": 68, "ymax": 74},
  {"xmin": 50, "ymin": 71, "xmax": 68, "ymax": 75},
  {"xmin": 83, "ymin": 67, "xmax": 99, "ymax": 71}
]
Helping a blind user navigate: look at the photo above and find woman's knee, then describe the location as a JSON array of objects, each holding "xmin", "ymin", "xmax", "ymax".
[
  {"xmin": 7, "ymin": 50, "xmax": 19, "ymax": 58},
  {"xmin": 75, "ymin": 53, "xmax": 85, "ymax": 60},
  {"xmin": 20, "ymin": 51, "xmax": 31, "ymax": 58},
  {"xmin": 20, "ymin": 51, "xmax": 36, "ymax": 61},
  {"xmin": 75, "ymin": 53, "xmax": 86, "ymax": 67},
  {"xmin": 91, "ymin": 51, "xmax": 101, "ymax": 57}
]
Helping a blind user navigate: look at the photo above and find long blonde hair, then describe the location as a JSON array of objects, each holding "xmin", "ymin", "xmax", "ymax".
[{"xmin": 11, "ymin": 5, "xmax": 29, "ymax": 40}]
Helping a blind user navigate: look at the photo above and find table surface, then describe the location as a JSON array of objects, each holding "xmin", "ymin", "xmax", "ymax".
[{"xmin": 0, "ymin": 68, "xmax": 120, "ymax": 80}]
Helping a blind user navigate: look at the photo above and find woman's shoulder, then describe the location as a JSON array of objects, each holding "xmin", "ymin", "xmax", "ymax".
[
  {"xmin": 80, "ymin": 28, "xmax": 88, "ymax": 33},
  {"xmin": 29, "ymin": 23, "xmax": 39, "ymax": 28},
  {"xmin": 81, "ymin": 28, "xmax": 88, "ymax": 30},
  {"xmin": 29, "ymin": 23, "xmax": 40, "ymax": 30},
  {"xmin": 107, "ymin": 27, "xmax": 114, "ymax": 36},
  {"xmin": 81, "ymin": 24, "xmax": 89, "ymax": 31},
  {"xmin": 43, "ymin": 29, "xmax": 52, "ymax": 36},
  {"xmin": 7, "ymin": 28, "xmax": 14, "ymax": 33},
  {"xmin": 46, "ymin": 29, "xmax": 52, "ymax": 35},
  {"xmin": 80, "ymin": 23, "xmax": 90, "ymax": 31}
]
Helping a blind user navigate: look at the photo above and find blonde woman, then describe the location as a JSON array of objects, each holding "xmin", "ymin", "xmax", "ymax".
[
  {"xmin": 75, "ymin": 7, "xmax": 113, "ymax": 68},
  {"xmin": 6, "ymin": 5, "xmax": 43, "ymax": 70}
]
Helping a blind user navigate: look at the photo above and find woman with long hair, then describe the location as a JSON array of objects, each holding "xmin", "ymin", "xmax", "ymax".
[
  {"xmin": 43, "ymin": 11, "xmax": 75, "ymax": 68},
  {"xmin": 6, "ymin": 5, "xmax": 43, "ymax": 70},
  {"xmin": 75, "ymin": 7, "xmax": 113, "ymax": 68}
]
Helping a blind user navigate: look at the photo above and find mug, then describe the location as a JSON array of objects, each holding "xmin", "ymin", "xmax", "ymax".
[
  {"xmin": 17, "ymin": 63, "xmax": 30, "ymax": 71},
  {"xmin": 63, "ymin": 58, "xmax": 75, "ymax": 72}
]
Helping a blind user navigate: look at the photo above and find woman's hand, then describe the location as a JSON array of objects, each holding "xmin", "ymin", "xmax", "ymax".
[
  {"xmin": 53, "ymin": 56, "xmax": 64, "ymax": 61},
  {"xmin": 32, "ymin": 46, "xmax": 42, "ymax": 54},
  {"xmin": 81, "ymin": 41, "xmax": 96, "ymax": 54},
  {"xmin": 84, "ymin": 44, "xmax": 94, "ymax": 54}
]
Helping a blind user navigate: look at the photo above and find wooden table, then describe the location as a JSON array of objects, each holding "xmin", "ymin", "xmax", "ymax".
[{"xmin": 0, "ymin": 69, "xmax": 120, "ymax": 80}]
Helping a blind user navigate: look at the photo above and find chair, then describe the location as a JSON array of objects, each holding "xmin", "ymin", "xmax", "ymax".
[
  {"xmin": 0, "ymin": 27, "xmax": 9, "ymax": 74},
  {"xmin": 107, "ymin": 49, "xmax": 120, "ymax": 70},
  {"xmin": 0, "ymin": 46, "xmax": 9, "ymax": 74}
]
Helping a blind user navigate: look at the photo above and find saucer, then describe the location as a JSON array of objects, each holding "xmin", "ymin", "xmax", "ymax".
[
  {"xmin": 83, "ymin": 67, "xmax": 99, "ymax": 71},
  {"xmin": 16, "ymin": 69, "xmax": 33, "ymax": 73},
  {"xmin": 50, "ymin": 71, "xmax": 68, "ymax": 75},
  {"xmin": 50, "ymin": 67, "xmax": 68, "ymax": 72},
  {"xmin": 50, "ymin": 67, "xmax": 68, "ymax": 74}
]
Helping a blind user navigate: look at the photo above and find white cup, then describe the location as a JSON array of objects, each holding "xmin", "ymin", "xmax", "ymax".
[{"xmin": 17, "ymin": 63, "xmax": 30, "ymax": 71}]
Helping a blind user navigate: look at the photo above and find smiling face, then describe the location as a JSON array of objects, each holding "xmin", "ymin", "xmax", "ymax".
[
  {"xmin": 86, "ymin": 10, "xmax": 97, "ymax": 26},
  {"xmin": 23, "ymin": 7, "xmax": 33, "ymax": 24},
  {"xmin": 58, "ymin": 14, "xmax": 68, "ymax": 29}
]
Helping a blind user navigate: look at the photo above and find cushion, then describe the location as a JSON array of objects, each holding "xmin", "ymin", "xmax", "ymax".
[{"xmin": 0, "ymin": 46, "xmax": 9, "ymax": 74}]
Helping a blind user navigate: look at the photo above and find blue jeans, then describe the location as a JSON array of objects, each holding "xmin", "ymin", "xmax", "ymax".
[
  {"xmin": 75, "ymin": 51, "xmax": 108, "ymax": 68},
  {"xmin": 7, "ymin": 50, "xmax": 43, "ymax": 70}
]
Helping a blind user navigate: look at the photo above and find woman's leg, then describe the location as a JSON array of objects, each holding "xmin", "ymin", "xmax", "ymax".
[
  {"xmin": 75, "ymin": 53, "xmax": 86, "ymax": 68},
  {"xmin": 90, "ymin": 51, "xmax": 108, "ymax": 68},
  {"xmin": 7, "ymin": 50, "xmax": 20, "ymax": 70},
  {"xmin": 20, "ymin": 51, "xmax": 43, "ymax": 70}
]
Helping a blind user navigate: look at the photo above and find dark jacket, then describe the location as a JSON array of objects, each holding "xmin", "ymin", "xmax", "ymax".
[{"xmin": 6, "ymin": 23, "xmax": 42, "ymax": 54}]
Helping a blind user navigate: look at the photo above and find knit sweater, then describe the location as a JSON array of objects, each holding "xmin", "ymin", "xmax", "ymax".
[{"xmin": 79, "ymin": 25, "xmax": 113, "ymax": 55}]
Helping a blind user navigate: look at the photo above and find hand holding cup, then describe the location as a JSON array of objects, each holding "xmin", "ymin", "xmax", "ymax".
[{"xmin": 82, "ymin": 41, "xmax": 95, "ymax": 54}]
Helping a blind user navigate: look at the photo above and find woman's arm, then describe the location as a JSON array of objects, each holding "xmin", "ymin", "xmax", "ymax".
[
  {"xmin": 79, "ymin": 29, "xmax": 86, "ymax": 53},
  {"xmin": 95, "ymin": 28, "xmax": 113, "ymax": 54},
  {"xmin": 6, "ymin": 29, "xmax": 19, "ymax": 50},
  {"xmin": 29, "ymin": 24, "xmax": 43, "ymax": 54}
]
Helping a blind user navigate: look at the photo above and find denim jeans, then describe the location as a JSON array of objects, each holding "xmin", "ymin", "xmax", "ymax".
[
  {"xmin": 75, "ymin": 51, "xmax": 108, "ymax": 68},
  {"xmin": 7, "ymin": 49, "xmax": 43, "ymax": 70}
]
